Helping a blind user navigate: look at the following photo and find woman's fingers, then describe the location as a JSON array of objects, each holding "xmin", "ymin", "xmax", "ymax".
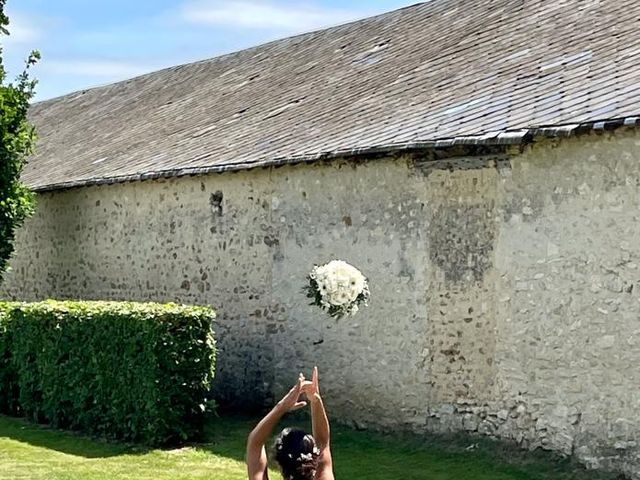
[
  {"xmin": 313, "ymin": 366, "xmax": 319, "ymax": 391},
  {"xmin": 291, "ymin": 401, "xmax": 307, "ymax": 411},
  {"xmin": 288, "ymin": 380, "xmax": 312, "ymax": 401}
]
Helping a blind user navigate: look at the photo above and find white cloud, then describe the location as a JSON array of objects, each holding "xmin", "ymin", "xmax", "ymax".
[
  {"xmin": 180, "ymin": 0, "xmax": 369, "ymax": 32},
  {"xmin": 42, "ymin": 59, "xmax": 155, "ymax": 78},
  {"xmin": 3, "ymin": 13, "xmax": 41, "ymax": 46}
]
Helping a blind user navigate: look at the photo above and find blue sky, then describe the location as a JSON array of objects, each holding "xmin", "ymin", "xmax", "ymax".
[{"xmin": 3, "ymin": 0, "xmax": 417, "ymax": 100}]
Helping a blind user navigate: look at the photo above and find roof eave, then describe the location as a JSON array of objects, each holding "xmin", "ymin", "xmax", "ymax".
[{"xmin": 30, "ymin": 115, "xmax": 640, "ymax": 193}]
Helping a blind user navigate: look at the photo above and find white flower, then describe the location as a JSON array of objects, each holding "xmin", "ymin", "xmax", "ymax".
[{"xmin": 307, "ymin": 260, "xmax": 369, "ymax": 318}]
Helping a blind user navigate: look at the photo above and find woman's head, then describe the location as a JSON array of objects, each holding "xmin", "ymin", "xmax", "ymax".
[{"xmin": 274, "ymin": 427, "xmax": 320, "ymax": 480}]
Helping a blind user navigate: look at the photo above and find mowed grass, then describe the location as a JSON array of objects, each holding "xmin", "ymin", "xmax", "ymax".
[{"xmin": 0, "ymin": 414, "xmax": 622, "ymax": 480}]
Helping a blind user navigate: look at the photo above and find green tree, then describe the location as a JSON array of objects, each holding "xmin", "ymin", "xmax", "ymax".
[{"xmin": 0, "ymin": 0, "xmax": 39, "ymax": 283}]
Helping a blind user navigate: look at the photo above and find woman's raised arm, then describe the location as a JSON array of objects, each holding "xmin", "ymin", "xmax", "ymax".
[
  {"xmin": 246, "ymin": 376, "xmax": 310, "ymax": 480},
  {"xmin": 304, "ymin": 367, "xmax": 334, "ymax": 480}
]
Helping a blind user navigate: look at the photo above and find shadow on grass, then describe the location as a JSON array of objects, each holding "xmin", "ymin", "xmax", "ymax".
[
  {"xmin": 196, "ymin": 413, "xmax": 250, "ymax": 461},
  {"xmin": 0, "ymin": 412, "xmax": 630, "ymax": 479},
  {"xmin": 0, "ymin": 414, "xmax": 149, "ymax": 459},
  {"xmin": 198, "ymin": 413, "xmax": 628, "ymax": 480}
]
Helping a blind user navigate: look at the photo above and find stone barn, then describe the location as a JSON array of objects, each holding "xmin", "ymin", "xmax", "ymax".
[{"xmin": 3, "ymin": 0, "xmax": 640, "ymax": 476}]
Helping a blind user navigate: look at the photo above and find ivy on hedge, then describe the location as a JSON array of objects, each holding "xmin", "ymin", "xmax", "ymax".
[{"xmin": 0, "ymin": 300, "xmax": 216, "ymax": 445}]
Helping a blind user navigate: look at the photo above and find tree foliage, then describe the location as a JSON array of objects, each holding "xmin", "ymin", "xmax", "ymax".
[{"xmin": 0, "ymin": 0, "xmax": 39, "ymax": 283}]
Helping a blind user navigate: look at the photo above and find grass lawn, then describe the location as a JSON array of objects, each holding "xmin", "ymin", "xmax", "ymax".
[{"xmin": 0, "ymin": 414, "xmax": 622, "ymax": 480}]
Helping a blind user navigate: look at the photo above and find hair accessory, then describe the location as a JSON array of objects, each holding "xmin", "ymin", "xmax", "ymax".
[{"xmin": 298, "ymin": 453, "xmax": 313, "ymax": 462}]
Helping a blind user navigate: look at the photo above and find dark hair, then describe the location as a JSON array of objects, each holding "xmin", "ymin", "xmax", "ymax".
[{"xmin": 274, "ymin": 427, "xmax": 320, "ymax": 480}]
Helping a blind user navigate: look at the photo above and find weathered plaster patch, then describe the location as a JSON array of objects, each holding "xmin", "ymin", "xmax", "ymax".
[{"xmin": 429, "ymin": 201, "xmax": 496, "ymax": 283}]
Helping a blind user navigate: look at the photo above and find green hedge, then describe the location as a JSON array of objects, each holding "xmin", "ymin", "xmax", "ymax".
[
  {"xmin": 0, "ymin": 300, "xmax": 216, "ymax": 445},
  {"xmin": 0, "ymin": 303, "xmax": 19, "ymax": 416}
]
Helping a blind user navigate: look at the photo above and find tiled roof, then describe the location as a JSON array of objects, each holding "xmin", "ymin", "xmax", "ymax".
[{"xmin": 24, "ymin": 0, "xmax": 640, "ymax": 191}]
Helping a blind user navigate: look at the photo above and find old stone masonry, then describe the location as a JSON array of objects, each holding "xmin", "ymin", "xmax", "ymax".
[{"xmin": 4, "ymin": 128, "xmax": 640, "ymax": 478}]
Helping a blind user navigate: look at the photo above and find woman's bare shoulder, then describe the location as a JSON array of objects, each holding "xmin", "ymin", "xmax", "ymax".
[
  {"xmin": 317, "ymin": 473, "xmax": 335, "ymax": 480},
  {"xmin": 316, "ymin": 465, "xmax": 335, "ymax": 480}
]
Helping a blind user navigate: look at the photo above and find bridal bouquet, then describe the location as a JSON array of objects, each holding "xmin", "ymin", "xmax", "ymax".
[{"xmin": 305, "ymin": 260, "xmax": 370, "ymax": 318}]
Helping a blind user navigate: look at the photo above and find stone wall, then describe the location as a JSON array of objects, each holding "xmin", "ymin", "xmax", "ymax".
[{"xmin": 2, "ymin": 127, "xmax": 640, "ymax": 477}]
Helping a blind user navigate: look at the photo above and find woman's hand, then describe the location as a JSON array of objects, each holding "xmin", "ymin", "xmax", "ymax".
[
  {"xmin": 277, "ymin": 374, "xmax": 312, "ymax": 412},
  {"xmin": 302, "ymin": 366, "xmax": 321, "ymax": 402}
]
